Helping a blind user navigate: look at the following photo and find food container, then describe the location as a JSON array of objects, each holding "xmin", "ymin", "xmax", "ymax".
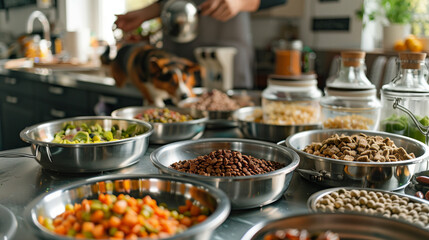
[
  {"xmin": 232, "ymin": 106, "xmax": 321, "ymax": 143},
  {"xmin": 111, "ymin": 106, "xmax": 207, "ymax": 144},
  {"xmin": 262, "ymin": 74, "xmax": 322, "ymax": 125},
  {"xmin": 241, "ymin": 212, "xmax": 429, "ymax": 240},
  {"xmin": 307, "ymin": 187, "xmax": 429, "ymax": 229},
  {"xmin": 179, "ymin": 89, "xmax": 259, "ymax": 128},
  {"xmin": 25, "ymin": 174, "xmax": 230, "ymax": 240},
  {"xmin": 0, "ymin": 116, "xmax": 153, "ymax": 173},
  {"xmin": 150, "ymin": 138, "xmax": 299, "ymax": 209},
  {"xmin": 321, "ymin": 51, "xmax": 381, "ymax": 130},
  {"xmin": 380, "ymin": 52, "xmax": 429, "ymax": 145},
  {"xmin": 282, "ymin": 129, "xmax": 429, "ymax": 190}
]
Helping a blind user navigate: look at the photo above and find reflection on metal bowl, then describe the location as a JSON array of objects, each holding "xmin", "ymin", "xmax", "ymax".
[
  {"xmin": 25, "ymin": 174, "xmax": 230, "ymax": 240},
  {"xmin": 241, "ymin": 212, "xmax": 429, "ymax": 240},
  {"xmin": 150, "ymin": 138, "xmax": 299, "ymax": 209},
  {"xmin": 16, "ymin": 116, "xmax": 153, "ymax": 173},
  {"xmin": 233, "ymin": 106, "xmax": 322, "ymax": 143},
  {"xmin": 111, "ymin": 106, "xmax": 208, "ymax": 144},
  {"xmin": 281, "ymin": 129, "xmax": 429, "ymax": 190}
]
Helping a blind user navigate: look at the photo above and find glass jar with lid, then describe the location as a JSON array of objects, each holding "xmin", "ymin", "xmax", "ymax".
[
  {"xmin": 320, "ymin": 51, "xmax": 381, "ymax": 130},
  {"xmin": 262, "ymin": 74, "xmax": 322, "ymax": 125},
  {"xmin": 380, "ymin": 52, "xmax": 429, "ymax": 144}
]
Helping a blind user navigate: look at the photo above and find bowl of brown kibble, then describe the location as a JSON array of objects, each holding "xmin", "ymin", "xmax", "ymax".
[
  {"xmin": 178, "ymin": 89, "xmax": 258, "ymax": 128},
  {"xmin": 150, "ymin": 138, "xmax": 300, "ymax": 209},
  {"xmin": 280, "ymin": 129, "xmax": 429, "ymax": 191}
]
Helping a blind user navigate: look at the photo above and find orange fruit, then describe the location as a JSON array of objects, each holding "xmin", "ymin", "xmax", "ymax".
[
  {"xmin": 405, "ymin": 34, "xmax": 417, "ymax": 47},
  {"xmin": 394, "ymin": 40, "xmax": 407, "ymax": 51},
  {"xmin": 408, "ymin": 38, "xmax": 423, "ymax": 52}
]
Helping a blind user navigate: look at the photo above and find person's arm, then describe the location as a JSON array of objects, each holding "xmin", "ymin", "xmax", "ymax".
[
  {"xmin": 258, "ymin": 0, "xmax": 287, "ymax": 10},
  {"xmin": 199, "ymin": 0, "xmax": 260, "ymax": 22},
  {"xmin": 114, "ymin": 2, "xmax": 162, "ymax": 32}
]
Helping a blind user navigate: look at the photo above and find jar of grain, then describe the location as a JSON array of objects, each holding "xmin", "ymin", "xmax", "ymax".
[
  {"xmin": 320, "ymin": 51, "xmax": 381, "ymax": 130},
  {"xmin": 262, "ymin": 74, "xmax": 322, "ymax": 125}
]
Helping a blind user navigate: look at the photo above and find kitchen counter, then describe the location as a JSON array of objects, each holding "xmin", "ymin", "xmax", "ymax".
[{"xmin": 0, "ymin": 127, "xmax": 325, "ymax": 240}]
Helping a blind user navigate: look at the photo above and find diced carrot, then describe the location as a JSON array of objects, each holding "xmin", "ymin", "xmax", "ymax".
[
  {"xmin": 113, "ymin": 200, "xmax": 128, "ymax": 214},
  {"xmin": 122, "ymin": 212, "xmax": 138, "ymax": 226},
  {"xmin": 109, "ymin": 216, "xmax": 121, "ymax": 228},
  {"xmin": 82, "ymin": 222, "xmax": 95, "ymax": 233},
  {"xmin": 131, "ymin": 224, "xmax": 141, "ymax": 234},
  {"xmin": 185, "ymin": 199, "xmax": 193, "ymax": 208},
  {"xmin": 197, "ymin": 214, "xmax": 207, "ymax": 223},
  {"xmin": 73, "ymin": 222, "xmax": 81, "ymax": 232},
  {"xmin": 113, "ymin": 230, "xmax": 125, "ymax": 239},
  {"xmin": 125, "ymin": 233, "xmax": 138, "ymax": 240},
  {"xmin": 91, "ymin": 210, "xmax": 104, "ymax": 223},
  {"xmin": 38, "ymin": 216, "xmax": 44, "ymax": 225},
  {"xmin": 190, "ymin": 205, "xmax": 201, "ymax": 216},
  {"xmin": 75, "ymin": 233, "xmax": 85, "ymax": 239},
  {"xmin": 178, "ymin": 205, "xmax": 188, "ymax": 214},
  {"xmin": 54, "ymin": 224, "xmax": 67, "ymax": 235},
  {"xmin": 91, "ymin": 224, "xmax": 105, "ymax": 239},
  {"xmin": 180, "ymin": 217, "xmax": 192, "ymax": 227}
]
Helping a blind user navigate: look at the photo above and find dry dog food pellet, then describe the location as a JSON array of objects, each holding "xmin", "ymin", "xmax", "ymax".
[
  {"xmin": 170, "ymin": 149, "xmax": 285, "ymax": 177},
  {"xmin": 303, "ymin": 133, "xmax": 415, "ymax": 162},
  {"xmin": 315, "ymin": 188, "xmax": 429, "ymax": 228}
]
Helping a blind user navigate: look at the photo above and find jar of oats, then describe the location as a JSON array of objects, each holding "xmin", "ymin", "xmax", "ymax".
[
  {"xmin": 320, "ymin": 51, "xmax": 381, "ymax": 130},
  {"xmin": 262, "ymin": 74, "xmax": 322, "ymax": 125}
]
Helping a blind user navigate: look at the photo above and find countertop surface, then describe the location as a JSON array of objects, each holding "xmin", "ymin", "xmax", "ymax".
[{"xmin": 0, "ymin": 127, "xmax": 325, "ymax": 240}]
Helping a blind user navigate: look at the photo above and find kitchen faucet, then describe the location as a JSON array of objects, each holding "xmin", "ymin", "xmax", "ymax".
[{"xmin": 26, "ymin": 10, "xmax": 51, "ymax": 44}]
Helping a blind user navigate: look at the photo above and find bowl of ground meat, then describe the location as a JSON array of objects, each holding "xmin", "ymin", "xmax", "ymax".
[
  {"xmin": 280, "ymin": 129, "xmax": 429, "ymax": 191},
  {"xmin": 150, "ymin": 138, "xmax": 299, "ymax": 209},
  {"xmin": 178, "ymin": 89, "xmax": 258, "ymax": 128}
]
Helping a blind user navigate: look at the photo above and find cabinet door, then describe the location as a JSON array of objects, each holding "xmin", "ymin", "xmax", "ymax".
[
  {"xmin": 0, "ymin": 92, "xmax": 38, "ymax": 150},
  {"xmin": 38, "ymin": 102, "xmax": 90, "ymax": 122},
  {"xmin": 90, "ymin": 93, "xmax": 143, "ymax": 116}
]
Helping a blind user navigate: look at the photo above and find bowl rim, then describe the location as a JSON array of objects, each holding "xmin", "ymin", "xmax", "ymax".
[
  {"xmin": 111, "ymin": 106, "xmax": 209, "ymax": 125},
  {"xmin": 24, "ymin": 174, "xmax": 231, "ymax": 240},
  {"xmin": 233, "ymin": 106, "xmax": 322, "ymax": 127},
  {"xmin": 19, "ymin": 116, "xmax": 154, "ymax": 147},
  {"xmin": 240, "ymin": 211, "xmax": 429, "ymax": 240},
  {"xmin": 150, "ymin": 137, "xmax": 300, "ymax": 181},
  {"xmin": 307, "ymin": 186, "xmax": 429, "ymax": 212},
  {"xmin": 283, "ymin": 129, "xmax": 429, "ymax": 167}
]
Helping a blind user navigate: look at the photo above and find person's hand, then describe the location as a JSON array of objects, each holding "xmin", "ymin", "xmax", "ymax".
[
  {"xmin": 114, "ymin": 3, "xmax": 162, "ymax": 33},
  {"xmin": 199, "ymin": 0, "xmax": 244, "ymax": 22}
]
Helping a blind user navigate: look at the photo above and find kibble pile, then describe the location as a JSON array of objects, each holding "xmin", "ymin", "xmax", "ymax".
[
  {"xmin": 304, "ymin": 133, "xmax": 415, "ymax": 162},
  {"xmin": 169, "ymin": 149, "xmax": 285, "ymax": 177},
  {"xmin": 184, "ymin": 90, "xmax": 241, "ymax": 111},
  {"xmin": 315, "ymin": 188, "xmax": 429, "ymax": 228}
]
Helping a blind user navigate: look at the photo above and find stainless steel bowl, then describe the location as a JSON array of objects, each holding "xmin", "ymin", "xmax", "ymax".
[
  {"xmin": 25, "ymin": 174, "xmax": 231, "ymax": 240},
  {"xmin": 150, "ymin": 138, "xmax": 300, "ymax": 209},
  {"xmin": 241, "ymin": 212, "xmax": 429, "ymax": 240},
  {"xmin": 233, "ymin": 106, "xmax": 322, "ymax": 143},
  {"xmin": 14, "ymin": 116, "xmax": 153, "ymax": 173},
  {"xmin": 281, "ymin": 129, "xmax": 429, "ymax": 190},
  {"xmin": 0, "ymin": 204, "xmax": 17, "ymax": 240},
  {"xmin": 111, "ymin": 106, "xmax": 207, "ymax": 144}
]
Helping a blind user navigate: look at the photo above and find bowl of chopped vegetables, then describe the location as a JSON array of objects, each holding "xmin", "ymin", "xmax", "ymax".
[
  {"xmin": 17, "ymin": 116, "xmax": 153, "ymax": 173},
  {"xmin": 25, "ymin": 174, "xmax": 230, "ymax": 240},
  {"xmin": 111, "ymin": 106, "xmax": 208, "ymax": 144}
]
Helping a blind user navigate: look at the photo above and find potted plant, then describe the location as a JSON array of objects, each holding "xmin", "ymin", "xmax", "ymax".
[{"xmin": 356, "ymin": 0, "xmax": 414, "ymax": 50}]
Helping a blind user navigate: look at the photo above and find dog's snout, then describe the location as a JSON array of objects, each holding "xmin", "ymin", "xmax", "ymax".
[{"xmin": 180, "ymin": 93, "xmax": 188, "ymax": 100}]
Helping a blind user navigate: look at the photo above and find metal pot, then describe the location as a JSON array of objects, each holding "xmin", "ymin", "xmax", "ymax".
[
  {"xmin": 281, "ymin": 129, "xmax": 429, "ymax": 190},
  {"xmin": 161, "ymin": 0, "xmax": 199, "ymax": 43},
  {"xmin": 0, "ymin": 116, "xmax": 153, "ymax": 173}
]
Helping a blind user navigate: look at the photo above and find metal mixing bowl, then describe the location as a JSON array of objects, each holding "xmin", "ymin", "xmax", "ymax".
[
  {"xmin": 233, "ymin": 106, "xmax": 322, "ymax": 143},
  {"xmin": 25, "ymin": 174, "xmax": 231, "ymax": 240},
  {"xmin": 16, "ymin": 116, "xmax": 153, "ymax": 173},
  {"xmin": 150, "ymin": 138, "xmax": 300, "ymax": 209},
  {"xmin": 281, "ymin": 129, "xmax": 429, "ymax": 190},
  {"xmin": 241, "ymin": 212, "xmax": 429, "ymax": 240},
  {"xmin": 111, "ymin": 106, "xmax": 208, "ymax": 144}
]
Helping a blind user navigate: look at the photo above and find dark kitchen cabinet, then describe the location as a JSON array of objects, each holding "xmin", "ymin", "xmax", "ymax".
[{"xmin": 89, "ymin": 92, "xmax": 142, "ymax": 116}]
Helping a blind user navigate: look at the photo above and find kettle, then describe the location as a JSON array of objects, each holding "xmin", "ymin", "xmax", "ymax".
[{"xmin": 161, "ymin": 0, "xmax": 199, "ymax": 43}]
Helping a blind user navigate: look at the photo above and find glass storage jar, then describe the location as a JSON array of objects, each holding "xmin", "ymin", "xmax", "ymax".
[
  {"xmin": 321, "ymin": 51, "xmax": 381, "ymax": 130},
  {"xmin": 262, "ymin": 74, "xmax": 322, "ymax": 125},
  {"xmin": 380, "ymin": 52, "xmax": 429, "ymax": 144}
]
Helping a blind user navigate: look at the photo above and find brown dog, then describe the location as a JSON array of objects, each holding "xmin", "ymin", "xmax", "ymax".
[{"xmin": 109, "ymin": 44, "xmax": 200, "ymax": 107}]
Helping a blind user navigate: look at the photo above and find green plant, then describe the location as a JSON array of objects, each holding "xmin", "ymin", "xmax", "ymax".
[{"xmin": 356, "ymin": 0, "xmax": 414, "ymax": 26}]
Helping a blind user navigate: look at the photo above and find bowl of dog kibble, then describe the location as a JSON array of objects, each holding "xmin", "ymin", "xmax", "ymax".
[
  {"xmin": 150, "ymin": 138, "xmax": 300, "ymax": 209},
  {"xmin": 308, "ymin": 187, "xmax": 429, "ymax": 230},
  {"xmin": 281, "ymin": 129, "xmax": 429, "ymax": 190},
  {"xmin": 25, "ymin": 174, "xmax": 230, "ymax": 240},
  {"xmin": 112, "ymin": 106, "xmax": 208, "ymax": 144},
  {"xmin": 233, "ymin": 106, "xmax": 322, "ymax": 143}
]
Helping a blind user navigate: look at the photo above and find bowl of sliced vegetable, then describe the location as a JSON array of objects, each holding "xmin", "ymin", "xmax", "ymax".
[
  {"xmin": 25, "ymin": 174, "xmax": 230, "ymax": 240},
  {"xmin": 3, "ymin": 116, "xmax": 153, "ymax": 173},
  {"xmin": 112, "ymin": 106, "xmax": 208, "ymax": 144}
]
